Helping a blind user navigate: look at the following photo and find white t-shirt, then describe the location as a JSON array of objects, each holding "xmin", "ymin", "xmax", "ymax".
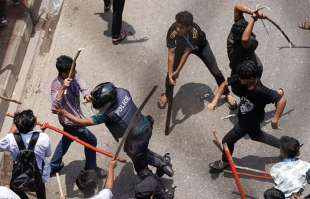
[
  {"xmin": 0, "ymin": 186, "xmax": 20, "ymax": 199},
  {"xmin": 0, "ymin": 131, "xmax": 52, "ymax": 183},
  {"xmin": 86, "ymin": 189, "xmax": 113, "ymax": 199}
]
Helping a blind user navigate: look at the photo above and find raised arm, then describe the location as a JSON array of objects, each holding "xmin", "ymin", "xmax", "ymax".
[
  {"xmin": 234, "ymin": 4, "xmax": 254, "ymax": 21},
  {"xmin": 105, "ymin": 160, "xmax": 117, "ymax": 190}
]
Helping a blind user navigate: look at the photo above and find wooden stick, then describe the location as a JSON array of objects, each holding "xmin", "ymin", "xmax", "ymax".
[
  {"xmin": 224, "ymin": 170, "xmax": 272, "ymax": 180},
  {"xmin": 221, "ymin": 114, "xmax": 236, "ymax": 120},
  {"xmin": 64, "ymin": 48, "xmax": 83, "ymax": 95},
  {"xmin": 56, "ymin": 173, "xmax": 64, "ymax": 197},
  {"xmin": 165, "ymin": 86, "xmax": 174, "ymax": 135},
  {"xmin": 0, "ymin": 96, "xmax": 22, "ymax": 104},
  {"xmin": 223, "ymin": 143, "xmax": 246, "ymax": 199}
]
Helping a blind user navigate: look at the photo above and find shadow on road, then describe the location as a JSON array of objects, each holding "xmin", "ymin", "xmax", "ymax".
[
  {"xmin": 209, "ymin": 155, "xmax": 279, "ymax": 183},
  {"xmin": 112, "ymin": 162, "xmax": 136, "ymax": 199},
  {"xmin": 94, "ymin": 12, "xmax": 149, "ymax": 44},
  {"xmin": 168, "ymin": 82, "xmax": 214, "ymax": 133},
  {"xmin": 60, "ymin": 160, "xmax": 105, "ymax": 198},
  {"xmin": 112, "ymin": 162, "xmax": 175, "ymax": 198}
]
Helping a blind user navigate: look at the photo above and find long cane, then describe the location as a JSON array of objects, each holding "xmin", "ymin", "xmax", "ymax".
[{"xmin": 165, "ymin": 86, "xmax": 174, "ymax": 135}]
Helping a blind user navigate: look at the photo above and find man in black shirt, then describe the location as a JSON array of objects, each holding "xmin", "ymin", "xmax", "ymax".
[
  {"xmin": 227, "ymin": 4, "xmax": 266, "ymax": 77},
  {"xmin": 208, "ymin": 60, "xmax": 287, "ymax": 172},
  {"xmin": 158, "ymin": 11, "xmax": 236, "ymax": 109}
]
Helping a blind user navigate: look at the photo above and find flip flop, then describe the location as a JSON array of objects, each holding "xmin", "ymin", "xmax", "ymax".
[{"xmin": 299, "ymin": 20, "xmax": 310, "ymax": 30}]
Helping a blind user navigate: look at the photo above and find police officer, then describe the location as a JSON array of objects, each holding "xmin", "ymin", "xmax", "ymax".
[{"xmin": 53, "ymin": 82, "xmax": 173, "ymax": 177}]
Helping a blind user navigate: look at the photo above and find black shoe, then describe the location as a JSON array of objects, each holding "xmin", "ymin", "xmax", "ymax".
[
  {"xmin": 156, "ymin": 153, "xmax": 174, "ymax": 177},
  {"xmin": 50, "ymin": 162, "xmax": 65, "ymax": 177},
  {"xmin": 0, "ymin": 17, "xmax": 8, "ymax": 28},
  {"xmin": 209, "ymin": 160, "xmax": 229, "ymax": 173},
  {"xmin": 95, "ymin": 167, "xmax": 108, "ymax": 178}
]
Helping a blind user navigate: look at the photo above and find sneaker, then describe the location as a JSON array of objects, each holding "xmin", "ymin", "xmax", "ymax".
[
  {"xmin": 0, "ymin": 17, "xmax": 8, "ymax": 27},
  {"xmin": 50, "ymin": 162, "xmax": 65, "ymax": 177},
  {"xmin": 112, "ymin": 32, "xmax": 127, "ymax": 45},
  {"xmin": 156, "ymin": 153, "xmax": 174, "ymax": 177},
  {"xmin": 209, "ymin": 160, "xmax": 229, "ymax": 173}
]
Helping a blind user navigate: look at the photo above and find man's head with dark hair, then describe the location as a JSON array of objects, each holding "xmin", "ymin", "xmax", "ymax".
[
  {"xmin": 76, "ymin": 170, "xmax": 97, "ymax": 198},
  {"xmin": 13, "ymin": 110, "xmax": 36, "ymax": 134},
  {"xmin": 56, "ymin": 55, "xmax": 74, "ymax": 79},
  {"xmin": 175, "ymin": 11, "xmax": 193, "ymax": 36},
  {"xmin": 237, "ymin": 60, "xmax": 259, "ymax": 91},
  {"xmin": 280, "ymin": 136, "xmax": 301, "ymax": 159}
]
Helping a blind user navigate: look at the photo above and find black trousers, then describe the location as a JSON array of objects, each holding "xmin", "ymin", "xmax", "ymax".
[
  {"xmin": 221, "ymin": 124, "xmax": 280, "ymax": 162},
  {"xmin": 165, "ymin": 40, "xmax": 228, "ymax": 97},
  {"xmin": 124, "ymin": 120, "xmax": 167, "ymax": 174},
  {"xmin": 264, "ymin": 188, "xmax": 285, "ymax": 199},
  {"xmin": 0, "ymin": 0, "xmax": 6, "ymax": 18},
  {"xmin": 10, "ymin": 182, "xmax": 46, "ymax": 199},
  {"xmin": 108, "ymin": 0, "xmax": 125, "ymax": 38}
]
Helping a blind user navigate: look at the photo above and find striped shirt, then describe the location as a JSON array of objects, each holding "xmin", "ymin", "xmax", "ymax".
[
  {"xmin": 271, "ymin": 158, "xmax": 310, "ymax": 198},
  {"xmin": 51, "ymin": 74, "xmax": 90, "ymax": 126}
]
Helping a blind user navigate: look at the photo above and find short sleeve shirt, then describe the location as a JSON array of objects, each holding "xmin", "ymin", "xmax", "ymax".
[
  {"xmin": 271, "ymin": 159, "xmax": 310, "ymax": 198},
  {"xmin": 227, "ymin": 16, "xmax": 258, "ymax": 74},
  {"xmin": 166, "ymin": 22, "xmax": 207, "ymax": 50},
  {"xmin": 0, "ymin": 186, "xmax": 21, "ymax": 199},
  {"xmin": 228, "ymin": 75, "xmax": 280, "ymax": 129}
]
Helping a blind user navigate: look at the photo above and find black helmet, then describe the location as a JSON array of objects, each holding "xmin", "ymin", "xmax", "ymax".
[{"xmin": 91, "ymin": 82, "xmax": 117, "ymax": 109}]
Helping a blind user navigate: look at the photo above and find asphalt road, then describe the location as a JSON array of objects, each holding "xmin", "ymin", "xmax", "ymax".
[{"xmin": 19, "ymin": 0, "xmax": 310, "ymax": 198}]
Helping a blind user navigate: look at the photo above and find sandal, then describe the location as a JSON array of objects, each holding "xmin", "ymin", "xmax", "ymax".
[
  {"xmin": 158, "ymin": 93, "xmax": 168, "ymax": 109},
  {"xmin": 112, "ymin": 32, "xmax": 127, "ymax": 45},
  {"xmin": 299, "ymin": 20, "xmax": 310, "ymax": 30}
]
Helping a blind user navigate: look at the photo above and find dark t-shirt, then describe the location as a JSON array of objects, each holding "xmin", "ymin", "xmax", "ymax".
[
  {"xmin": 228, "ymin": 75, "xmax": 280, "ymax": 130},
  {"xmin": 166, "ymin": 22, "xmax": 207, "ymax": 50},
  {"xmin": 227, "ymin": 16, "xmax": 258, "ymax": 74}
]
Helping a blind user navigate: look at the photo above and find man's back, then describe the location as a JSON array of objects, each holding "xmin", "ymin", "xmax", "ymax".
[{"xmin": 0, "ymin": 131, "xmax": 51, "ymax": 183}]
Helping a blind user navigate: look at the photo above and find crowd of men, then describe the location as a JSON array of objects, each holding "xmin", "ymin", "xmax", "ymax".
[{"xmin": 0, "ymin": 1, "xmax": 309, "ymax": 199}]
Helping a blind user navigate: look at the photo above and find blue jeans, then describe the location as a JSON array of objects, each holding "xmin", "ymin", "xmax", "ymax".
[{"xmin": 50, "ymin": 125, "xmax": 97, "ymax": 172}]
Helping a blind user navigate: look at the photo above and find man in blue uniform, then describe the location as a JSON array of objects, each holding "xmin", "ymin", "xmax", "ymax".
[{"xmin": 53, "ymin": 82, "xmax": 173, "ymax": 177}]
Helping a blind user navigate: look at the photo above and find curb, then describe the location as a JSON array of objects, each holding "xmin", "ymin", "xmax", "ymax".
[{"xmin": 0, "ymin": 0, "xmax": 63, "ymax": 185}]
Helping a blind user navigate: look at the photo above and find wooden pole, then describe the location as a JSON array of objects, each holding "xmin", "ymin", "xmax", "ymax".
[
  {"xmin": 56, "ymin": 173, "xmax": 64, "ymax": 198},
  {"xmin": 0, "ymin": 96, "xmax": 22, "ymax": 104}
]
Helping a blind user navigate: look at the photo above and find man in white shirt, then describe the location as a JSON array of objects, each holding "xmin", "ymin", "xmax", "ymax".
[
  {"xmin": 0, "ymin": 186, "xmax": 20, "ymax": 199},
  {"xmin": 264, "ymin": 136, "xmax": 310, "ymax": 199},
  {"xmin": 0, "ymin": 110, "xmax": 51, "ymax": 199},
  {"xmin": 76, "ymin": 160, "xmax": 116, "ymax": 199}
]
